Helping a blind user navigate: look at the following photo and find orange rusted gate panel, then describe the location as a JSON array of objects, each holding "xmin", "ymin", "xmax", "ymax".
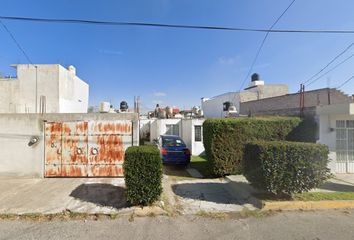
[
  {"xmin": 88, "ymin": 121, "xmax": 132, "ymax": 177},
  {"xmin": 45, "ymin": 120, "xmax": 133, "ymax": 177},
  {"xmin": 61, "ymin": 121, "xmax": 88, "ymax": 177},
  {"xmin": 44, "ymin": 122, "xmax": 62, "ymax": 177}
]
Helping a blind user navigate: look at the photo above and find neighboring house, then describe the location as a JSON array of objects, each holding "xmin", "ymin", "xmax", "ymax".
[
  {"xmin": 140, "ymin": 118, "xmax": 205, "ymax": 156},
  {"xmin": 240, "ymin": 88, "xmax": 354, "ymax": 117},
  {"xmin": 0, "ymin": 64, "xmax": 89, "ymax": 113},
  {"xmin": 201, "ymin": 73, "xmax": 288, "ymax": 118},
  {"xmin": 317, "ymin": 103, "xmax": 354, "ymax": 174}
]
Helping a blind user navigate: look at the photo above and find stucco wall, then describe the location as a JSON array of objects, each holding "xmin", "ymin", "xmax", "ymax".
[
  {"xmin": 318, "ymin": 114, "xmax": 354, "ymax": 173},
  {"xmin": 58, "ymin": 65, "xmax": 89, "ymax": 113},
  {"xmin": 240, "ymin": 88, "xmax": 353, "ymax": 116},
  {"xmin": 0, "ymin": 113, "xmax": 138, "ymax": 178},
  {"xmin": 148, "ymin": 118, "xmax": 205, "ymax": 156},
  {"xmin": 0, "ymin": 64, "xmax": 89, "ymax": 113},
  {"xmin": 201, "ymin": 84, "xmax": 288, "ymax": 118}
]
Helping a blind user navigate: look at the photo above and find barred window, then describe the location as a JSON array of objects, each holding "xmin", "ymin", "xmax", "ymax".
[
  {"xmin": 195, "ymin": 125, "xmax": 202, "ymax": 142},
  {"xmin": 166, "ymin": 124, "xmax": 179, "ymax": 136}
]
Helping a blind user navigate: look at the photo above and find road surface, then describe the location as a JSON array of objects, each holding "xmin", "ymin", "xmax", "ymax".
[{"xmin": 1, "ymin": 210, "xmax": 354, "ymax": 240}]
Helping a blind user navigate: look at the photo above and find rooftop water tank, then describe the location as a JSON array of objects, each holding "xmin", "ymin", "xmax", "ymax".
[
  {"xmin": 120, "ymin": 101, "xmax": 129, "ymax": 112},
  {"xmin": 99, "ymin": 102, "xmax": 110, "ymax": 113}
]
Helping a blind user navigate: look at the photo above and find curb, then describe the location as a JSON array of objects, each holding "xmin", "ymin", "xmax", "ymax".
[{"xmin": 263, "ymin": 200, "xmax": 354, "ymax": 211}]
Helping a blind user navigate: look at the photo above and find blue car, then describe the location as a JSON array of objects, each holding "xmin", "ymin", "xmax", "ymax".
[{"xmin": 158, "ymin": 135, "xmax": 191, "ymax": 166}]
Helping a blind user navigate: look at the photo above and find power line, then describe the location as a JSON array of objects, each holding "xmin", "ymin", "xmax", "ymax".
[
  {"xmin": 306, "ymin": 52, "xmax": 354, "ymax": 87},
  {"xmin": 337, "ymin": 75, "xmax": 354, "ymax": 89},
  {"xmin": 0, "ymin": 19, "xmax": 33, "ymax": 64},
  {"xmin": 303, "ymin": 42, "xmax": 354, "ymax": 86},
  {"xmin": 2, "ymin": 15, "xmax": 354, "ymax": 34},
  {"xmin": 238, "ymin": 0, "xmax": 296, "ymax": 91}
]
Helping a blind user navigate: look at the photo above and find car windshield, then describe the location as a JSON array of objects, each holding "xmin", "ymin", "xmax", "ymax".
[{"xmin": 162, "ymin": 137, "xmax": 186, "ymax": 147}]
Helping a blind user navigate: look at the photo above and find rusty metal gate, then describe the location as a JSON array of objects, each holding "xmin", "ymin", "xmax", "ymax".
[{"xmin": 44, "ymin": 120, "xmax": 132, "ymax": 177}]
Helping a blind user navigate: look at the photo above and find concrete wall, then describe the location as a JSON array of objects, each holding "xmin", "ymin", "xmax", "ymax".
[
  {"xmin": 0, "ymin": 64, "xmax": 89, "ymax": 113},
  {"xmin": 318, "ymin": 113, "xmax": 354, "ymax": 173},
  {"xmin": 0, "ymin": 78, "xmax": 19, "ymax": 113},
  {"xmin": 201, "ymin": 84, "xmax": 288, "ymax": 118},
  {"xmin": 181, "ymin": 119, "xmax": 205, "ymax": 155},
  {"xmin": 58, "ymin": 65, "xmax": 89, "ymax": 113},
  {"xmin": 240, "ymin": 88, "xmax": 353, "ymax": 116},
  {"xmin": 0, "ymin": 113, "xmax": 138, "ymax": 178},
  {"xmin": 0, "ymin": 114, "xmax": 44, "ymax": 178}
]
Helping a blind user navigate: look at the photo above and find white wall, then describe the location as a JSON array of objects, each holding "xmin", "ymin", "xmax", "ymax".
[
  {"xmin": 202, "ymin": 92, "xmax": 240, "ymax": 118},
  {"xmin": 318, "ymin": 113, "xmax": 354, "ymax": 173},
  {"xmin": 201, "ymin": 84, "xmax": 288, "ymax": 119},
  {"xmin": 0, "ymin": 114, "xmax": 44, "ymax": 178},
  {"xmin": 0, "ymin": 64, "xmax": 89, "ymax": 113},
  {"xmin": 148, "ymin": 118, "xmax": 205, "ymax": 156},
  {"xmin": 0, "ymin": 113, "xmax": 139, "ymax": 178},
  {"xmin": 182, "ymin": 119, "xmax": 205, "ymax": 155},
  {"xmin": 58, "ymin": 65, "xmax": 89, "ymax": 113}
]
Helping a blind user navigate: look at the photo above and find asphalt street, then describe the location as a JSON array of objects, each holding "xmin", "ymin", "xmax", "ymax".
[{"xmin": 1, "ymin": 209, "xmax": 354, "ymax": 240}]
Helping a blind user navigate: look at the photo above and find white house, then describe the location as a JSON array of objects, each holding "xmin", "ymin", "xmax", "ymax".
[
  {"xmin": 317, "ymin": 103, "xmax": 354, "ymax": 173},
  {"xmin": 140, "ymin": 118, "xmax": 205, "ymax": 156},
  {"xmin": 0, "ymin": 64, "xmax": 89, "ymax": 113},
  {"xmin": 201, "ymin": 73, "xmax": 288, "ymax": 118}
]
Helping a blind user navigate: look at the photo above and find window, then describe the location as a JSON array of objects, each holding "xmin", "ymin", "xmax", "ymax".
[
  {"xmin": 195, "ymin": 125, "xmax": 202, "ymax": 142},
  {"xmin": 166, "ymin": 124, "xmax": 179, "ymax": 136},
  {"xmin": 162, "ymin": 137, "xmax": 186, "ymax": 147}
]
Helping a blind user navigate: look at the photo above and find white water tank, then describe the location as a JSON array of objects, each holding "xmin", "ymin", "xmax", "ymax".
[
  {"xmin": 67, "ymin": 65, "xmax": 76, "ymax": 75},
  {"xmin": 99, "ymin": 102, "xmax": 110, "ymax": 113}
]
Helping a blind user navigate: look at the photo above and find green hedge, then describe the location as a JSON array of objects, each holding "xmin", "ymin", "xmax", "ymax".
[
  {"xmin": 286, "ymin": 117, "xmax": 317, "ymax": 143},
  {"xmin": 244, "ymin": 141, "xmax": 330, "ymax": 195},
  {"xmin": 123, "ymin": 146, "xmax": 162, "ymax": 205},
  {"xmin": 203, "ymin": 117, "xmax": 302, "ymax": 176}
]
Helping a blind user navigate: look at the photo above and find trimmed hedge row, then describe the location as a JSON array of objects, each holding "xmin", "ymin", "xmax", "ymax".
[
  {"xmin": 244, "ymin": 141, "xmax": 330, "ymax": 195},
  {"xmin": 123, "ymin": 146, "xmax": 162, "ymax": 205},
  {"xmin": 203, "ymin": 117, "xmax": 302, "ymax": 176}
]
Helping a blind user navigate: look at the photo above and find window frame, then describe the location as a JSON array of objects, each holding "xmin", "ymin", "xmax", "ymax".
[{"xmin": 194, "ymin": 125, "xmax": 202, "ymax": 142}]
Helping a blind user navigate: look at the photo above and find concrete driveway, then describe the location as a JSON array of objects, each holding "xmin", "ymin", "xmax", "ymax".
[{"xmin": 0, "ymin": 178, "xmax": 128, "ymax": 214}]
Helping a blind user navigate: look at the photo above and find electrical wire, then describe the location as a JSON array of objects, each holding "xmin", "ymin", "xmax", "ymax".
[
  {"xmin": 238, "ymin": 0, "xmax": 296, "ymax": 91},
  {"xmin": 306, "ymin": 52, "xmax": 354, "ymax": 87},
  {"xmin": 0, "ymin": 19, "xmax": 33, "ymax": 64},
  {"xmin": 303, "ymin": 42, "xmax": 354, "ymax": 86},
  {"xmin": 2, "ymin": 15, "xmax": 354, "ymax": 34},
  {"xmin": 337, "ymin": 75, "xmax": 354, "ymax": 89}
]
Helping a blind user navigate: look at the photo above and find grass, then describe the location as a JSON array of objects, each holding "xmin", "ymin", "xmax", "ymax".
[
  {"xmin": 196, "ymin": 208, "xmax": 274, "ymax": 220},
  {"xmin": 254, "ymin": 192, "xmax": 354, "ymax": 202},
  {"xmin": 293, "ymin": 192, "xmax": 354, "ymax": 201},
  {"xmin": 190, "ymin": 155, "xmax": 212, "ymax": 178}
]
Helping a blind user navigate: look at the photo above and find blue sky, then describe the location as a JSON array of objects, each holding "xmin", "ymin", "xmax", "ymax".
[{"xmin": 1, "ymin": 0, "xmax": 354, "ymax": 112}]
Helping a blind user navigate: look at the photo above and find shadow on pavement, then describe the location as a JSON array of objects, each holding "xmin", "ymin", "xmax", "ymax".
[
  {"xmin": 70, "ymin": 183, "xmax": 127, "ymax": 209},
  {"xmin": 320, "ymin": 181, "xmax": 354, "ymax": 192},
  {"xmin": 163, "ymin": 165, "xmax": 192, "ymax": 178},
  {"xmin": 172, "ymin": 182, "xmax": 262, "ymax": 208}
]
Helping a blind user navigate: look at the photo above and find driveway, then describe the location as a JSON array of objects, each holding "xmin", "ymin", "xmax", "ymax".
[{"xmin": 0, "ymin": 178, "xmax": 128, "ymax": 214}]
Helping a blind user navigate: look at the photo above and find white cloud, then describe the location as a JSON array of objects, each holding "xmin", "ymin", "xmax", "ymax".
[
  {"xmin": 218, "ymin": 56, "xmax": 238, "ymax": 65},
  {"xmin": 99, "ymin": 49, "xmax": 123, "ymax": 55},
  {"xmin": 153, "ymin": 92, "xmax": 167, "ymax": 97}
]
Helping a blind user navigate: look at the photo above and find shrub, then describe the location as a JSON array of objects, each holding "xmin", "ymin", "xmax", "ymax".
[
  {"xmin": 203, "ymin": 117, "xmax": 301, "ymax": 176},
  {"xmin": 123, "ymin": 146, "xmax": 162, "ymax": 205},
  {"xmin": 244, "ymin": 141, "xmax": 330, "ymax": 195},
  {"xmin": 286, "ymin": 117, "xmax": 317, "ymax": 143}
]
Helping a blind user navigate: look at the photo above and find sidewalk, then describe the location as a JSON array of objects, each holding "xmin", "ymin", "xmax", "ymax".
[{"xmin": 0, "ymin": 178, "xmax": 129, "ymax": 214}]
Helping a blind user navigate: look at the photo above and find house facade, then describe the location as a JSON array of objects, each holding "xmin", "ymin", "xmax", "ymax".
[
  {"xmin": 317, "ymin": 103, "xmax": 354, "ymax": 173},
  {"xmin": 0, "ymin": 64, "xmax": 89, "ymax": 113},
  {"xmin": 201, "ymin": 74, "xmax": 288, "ymax": 118},
  {"xmin": 140, "ymin": 118, "xmax": 205, "ymax": 156}
]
